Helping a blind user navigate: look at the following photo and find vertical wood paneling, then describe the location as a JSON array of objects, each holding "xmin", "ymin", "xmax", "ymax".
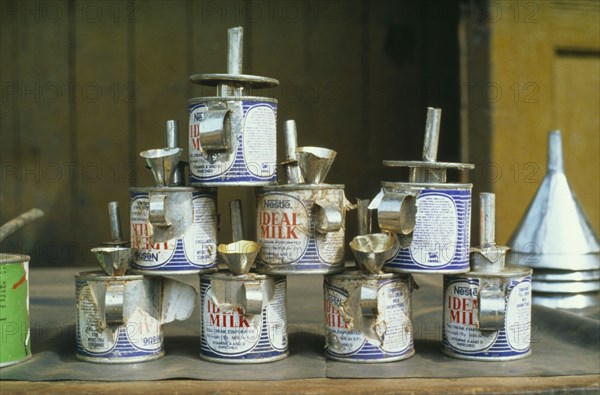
[
  {"xmin": 74, "ymin": 0, "xmax": 131, "ymax": 264},
  {"xmin": 3, "ymin": 0, "xmax": 71, "ymax": 264},
  {"xmin": 133, "ymin": 0, "xmax": 189, "ymax": 189},
  {"xmin": 1, "ymin": 0, "xmax": 467, "ymax": 265},
  {"xmin": 366, "ymin": 1, "xmax": 424, "ymax": 198},
  {"xmin": 0, "ymin": 0, "xmax": 21, "ymax": 242}
]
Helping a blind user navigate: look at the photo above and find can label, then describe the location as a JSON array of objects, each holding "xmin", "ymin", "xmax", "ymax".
[
  {"xmin": 199, "ymin": 277, "xmax": 287, "ymax": 362},
  {"xmin": 386, "ymin": 188, "xmax": 471, "ymax": 272},
  {"xmin": 75, "ymin": 278, "xmax": 163, "ymax": 361},
  {"xmin": 255, "ymin": 188, "xmax": 345, "ymax": 273},
  {"xmin": 130, "ymin": 190, "xmax": 217, "ymax": 273},
  {"xmin": 0, "ymin": 260, "xmax": 31, "ymax": 367},
  {"xmin": 324, "ymin": 275, "xmax": 414, "ymax": 362},
  {"xmin": 189, "ymin": 100, "xmax": 277, "ymax": 185},
  {"xmin": 442, "ymin": 275, "xmax": 532, "ymax": 360}
]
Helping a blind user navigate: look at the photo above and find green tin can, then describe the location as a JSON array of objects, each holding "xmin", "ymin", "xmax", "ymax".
[{"xmin": 0, "ymin": 254, "xmax": 31, "ymax": 367}]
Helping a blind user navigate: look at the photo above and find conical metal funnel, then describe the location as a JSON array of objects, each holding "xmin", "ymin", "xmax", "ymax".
[
  {"xmin": 508, "ymin": 131, "xmax": 600, "ymax": 270},
  {"xmin": 350, "ymin": 233, "xmax": 396, "ymax": 274},
  {"xmin": 296, "ymin": 146, "xmax": 337, "ymax": 184},
  {"xmin": 91, "ymin": 246, "xmax": 133, "ymax": 276},
  {"xmin": 217, "ymin": 240, "xmax": 260, "ymax": 275},
  {"xmin": 140, "ymin": 147, "xmax": 182, "ymax": 187}
]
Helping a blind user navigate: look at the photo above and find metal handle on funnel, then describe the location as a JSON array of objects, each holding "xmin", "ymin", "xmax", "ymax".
[
  {"xmin": 360, "ymin": 284, "xmax": 379, "ymax": 317},
  {"xmin": 377, "ymin": 192, "xmax": 417, "ymax": 235},
  {"xmin": 165, "ymin": 120, "xmax": 184, "ymax": 186},
  {"xmin": 357, "ymin": 199, "xmax": 371, "ymax": 236},
  {"xmin": 283, "ymin": 120, "xmax": 304, "ymax": 184},
  {"xmin": 105, "ymin": 282, "xmax": 125, "ymax": 325},
  {"xmin": 108, "ymin": 201, "xmax": 124, "ymax": 243},
  {"xmin": 243, "ymin": 281, "xmax": 263, "ymax": 315},
  {"xmin": 231, "ymin": 200, "xmax": 244, "ymax": 243}
]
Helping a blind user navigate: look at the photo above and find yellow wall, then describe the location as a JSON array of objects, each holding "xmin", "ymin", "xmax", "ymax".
[{"xmin": 489, "ymin": 0, "xmax": 599, "ymax": 243}]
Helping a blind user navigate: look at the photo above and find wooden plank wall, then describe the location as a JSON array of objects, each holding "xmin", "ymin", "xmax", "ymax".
[{"xmin": 0, "ymin": 0, "xmax": 460, "ymax": 266}]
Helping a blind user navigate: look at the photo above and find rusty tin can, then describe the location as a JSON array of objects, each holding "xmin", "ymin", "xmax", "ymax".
[
  {"xmin": 255, "ymin": 184, "xmax": 348, "ymax": 275},
  {"xmin": 188, "ymin": 97, "xmax": 278, "ymax": 186},
  {"xmin": 324, "ymin": 269, "xmax": 415, "ymax": 362},
  {"xmin": 129, "ymin": 187, "xmax": 218, "ymax": 275},
  {"xmin": 75, "ymin": 271, "xmax": 196, "ymax": 363},
  {"xmin": 0, "ymin": 254, "xmax": 31, "ymax": 368},
  {"xmin": 383, "ymin": 182, "xmax": 472, "ymax": 273},
  {"xmin": 199, "ymin": 271, "xmax": 288, "ymax": 363},
  {"xmin": 442, "ymin": 267, "xmax": 532, "ymax": 361}
]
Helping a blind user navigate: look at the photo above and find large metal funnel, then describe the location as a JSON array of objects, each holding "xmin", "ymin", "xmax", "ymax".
[
  {"xmin": 296, "ymin": 146, "xmax": 336, "ymax": 184},
  {"xmin": 91, "ymin": 246, "xmax": 133, "ymax": 276},
  {"xmin": 350, "ymin": 233, "xmax": 396, "ymax": 274},
  {"xmin": 218, "ymin": 240, "xmax": 260, "ymax": 275},
  {"xmin": 140, "ymin": 147, "xmax": 182, "ymax": 187},
  {"xmin": 508, "ymin": 131, "xmax": 599, "ymax": 270}
]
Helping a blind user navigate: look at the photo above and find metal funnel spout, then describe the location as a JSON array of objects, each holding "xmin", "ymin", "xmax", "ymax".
[
  {"xmin": 508, "ymin": 130, "xmax": 599, "ymax": 269},
  {"xmin": 91, "ymin": 246, "xmax": 133, "ymax": 276},
  {"xmin": 140, "ymin": 147, "xmax": 182, "ymax": 187},
  {"xmin": 296, "ymin": 146, "xmax": 337, "ymax": 184},
  {"xmin": 218, "ymin": 240, "xmax": 260, "ymax": 275},
  {"xmin": 350, "ymin": 233, "xmax": 397, "ymax": 274}
]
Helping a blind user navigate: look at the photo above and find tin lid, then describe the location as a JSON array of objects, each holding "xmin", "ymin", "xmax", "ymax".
[
  {"xmin": 188, "ymin": 96, "xmax": 278, "ymax": 104},
  {"xmin": 258, "ymin": 183, "xmax": 345, "ymax": 192},
  {"xmin": 533, "ymin": 279, "xmax": 600, "ymax": 294},
  {"xmin": 203, "ymin": 270, "xmax": 275, "ymax": 281},
  {"xmin": 129, "ymin": 186, "xmax": 198, "ymax": 193},
  {"xmin": 326, "ymin": 267, "xmax": 411, "ymax": 281},
  {"xmin": 381, "ymin": 181, "xmax": 473, "ymax": 190},
  {"xmin": 75, "ymin": 270, "xmax": 144, "ymax": 281},
  {"xmin": 189, "ymin": 73, "xmax": 279, "ymax": 89},
  {"xmin": 467, "ymin": 264, "xmax": 532, "ymax": 278},
  {"xmin": 0, "ymin": 253, "xmax": 30, "ymax": 264},
  {"xmin": 533, "ymin": 269, "xmax": 600, "ymax": 282}
]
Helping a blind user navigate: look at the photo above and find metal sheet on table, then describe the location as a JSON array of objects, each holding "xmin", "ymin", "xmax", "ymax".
[{"xmin": 0, "ymin": 268, "xmax": 598, "ymax": 381}]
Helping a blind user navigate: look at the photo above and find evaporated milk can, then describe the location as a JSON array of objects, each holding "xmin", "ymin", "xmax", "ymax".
[
  {"xmin": 442, "ymin": 193, "xmax": 532, "ymax": 361},
  {"xmin": 255, "ymin": 184, "xmax": 348, "ymax": 275},
  {"xmin": 188, "ymin": 27, "xmax": 279, "ymax": 186},
  {"xmin": 376, "ymin": 107, "xmax": 474, "ymax": 273},
  {"xmin": 0, "ymin": 254, "xmax": 31, "ymax": 367},
  {"xmin": 199, "ymin": 272, "xmax": 288, "ymax": 363},
  {"xmin": 130, "ymin": 187, "xmax": 218, "ymax": 275},
  {"xmin": 75, "ymin": 271, "xmax": 196, "ymax": 363},
  {"xmin": 324, "ymin": 269, "xmax": 415, "ymax": 362}
]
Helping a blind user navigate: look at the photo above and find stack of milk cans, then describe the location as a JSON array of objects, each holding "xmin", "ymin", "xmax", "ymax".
[
  {"xmin": 75, "ymin": 26, "xmax": 533, "ymax": 364},
  {"xmin": 327, "ymin": 107, "xmax": 532, "ymax": 362}
]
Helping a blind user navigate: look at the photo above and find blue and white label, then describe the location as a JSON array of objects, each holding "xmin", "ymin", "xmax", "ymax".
[
  {"xmin": 442, "ymin": 275, "xmax": 532, "ymax": 360},
  {"xmin": 324, "ymin": 278, "xmax": 413, "ymax": 362},
  {"xmin": 188, "ymin": 100, "xmax": 277, "ymax": 185},
  {"xmin": 75, "ymin": 280, "xmax": 162, "ymax": 360},
  {"xmin": 386, "ymin": 188, "xmax": 471, "ymax": 272},
  {"xmin": 199, "ymin": 277, "xmax": 287, "ymax": 362},
  {"xmin": 130, "ymin": 190, "xmax": 217, "ymax": 273},
  {"xmin": 255, "ymin": 188, "xmax": 345, "ymax": 273}
]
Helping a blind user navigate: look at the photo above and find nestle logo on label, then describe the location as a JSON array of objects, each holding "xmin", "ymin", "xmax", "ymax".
[
  {"xmin": 264, "ymin": 199, "xmax": 291, "ymax": 209},
  {"xmin": 193, "ymin": 112, "xmax": 204, "ymax": 122},
  {"xmin": 454, "ymin": 286, "xmax": 477, "ymax": 297}
]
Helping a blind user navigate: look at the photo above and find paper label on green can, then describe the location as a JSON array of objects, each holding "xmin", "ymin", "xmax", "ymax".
[{"xmin": 0, "ymin": 260, "xmax": 31, "ymax": 367}]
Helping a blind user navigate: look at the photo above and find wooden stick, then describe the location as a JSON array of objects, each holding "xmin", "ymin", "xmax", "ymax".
[{"xmin": 0, "ymin": 208, "xmax": 44, "ymax": 242}]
